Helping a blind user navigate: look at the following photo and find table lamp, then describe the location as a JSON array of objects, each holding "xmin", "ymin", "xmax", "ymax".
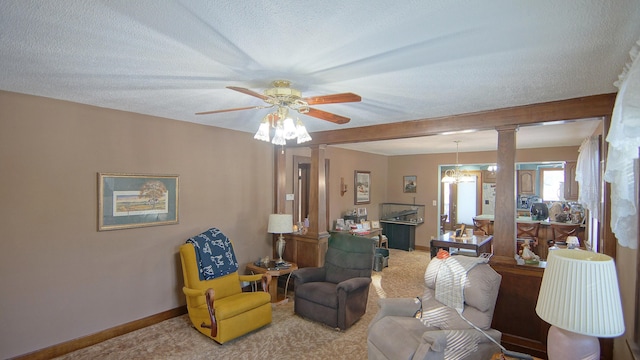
[
  {"xmin": 267, "ymin": 214, "xmax": 293, "ymax": 264},
  {"xmin": 535, "ymin": 249, "xmax": 624, "ymax": 360}
]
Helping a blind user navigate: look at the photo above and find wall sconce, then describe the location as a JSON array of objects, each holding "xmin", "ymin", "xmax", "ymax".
[{"xmin": 340, "ymin": 177, "xmax": 348, "ymax": 197}]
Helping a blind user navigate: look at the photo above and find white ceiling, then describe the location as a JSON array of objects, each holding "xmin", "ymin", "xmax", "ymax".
[{"xmin": 1, "ymin": 1, "xmax": 639, "ymax": 155}]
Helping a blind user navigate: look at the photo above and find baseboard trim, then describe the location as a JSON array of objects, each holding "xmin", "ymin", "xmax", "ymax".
[
  {"xmin": 12, "ymin": 306, "xmax": 187, "ymax": 360},
  {"xmin": 414, "ymin": 244, "xmax": 429, "ymax": 252}
]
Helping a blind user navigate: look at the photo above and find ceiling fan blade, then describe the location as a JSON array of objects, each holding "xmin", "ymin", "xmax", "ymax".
[
  {"xmin": 227, "ymin": 86, "xmax": 269, "ymax": 100},
  {"xmin": 303, "ymin": 92, "xmax": 361, "ymax": 105},
  {"xmin": 195, "ymin": 106, "xmax": 259, "ymax": 115},
  {"xmin": 305, "ymin": 107, "xmax": 351, "ymax": 124}
]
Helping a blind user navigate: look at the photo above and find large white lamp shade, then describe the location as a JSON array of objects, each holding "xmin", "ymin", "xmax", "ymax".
[{"xmin": 535, "ymin": 249, "xmax": 624, "ymax": 360}]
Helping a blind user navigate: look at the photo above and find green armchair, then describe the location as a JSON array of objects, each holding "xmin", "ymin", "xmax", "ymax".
[{"xmin": 292, "ymin": 232, "xmax": 375, "ymax": 330}]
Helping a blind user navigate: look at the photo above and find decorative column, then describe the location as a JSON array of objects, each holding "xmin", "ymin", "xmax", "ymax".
[
  {"xmin": 307, "ymin": 145, "xmax": 328, "ymax": 238},
  {"xmin": 493, "ymin": 125, "xmax": 517, "ymax": 262}
]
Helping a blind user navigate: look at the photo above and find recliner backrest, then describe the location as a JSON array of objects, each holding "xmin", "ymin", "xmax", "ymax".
[
  {"xmin": 324, "ymin": 232, "xmax": 374, "ymax": 284},
  {"xmin": 423, "ymin": 258, "xmax": 501, "ymax": 330},
  {"xmin": 180, "ymin": 243, "xmax": 242, "ymax": 299}
]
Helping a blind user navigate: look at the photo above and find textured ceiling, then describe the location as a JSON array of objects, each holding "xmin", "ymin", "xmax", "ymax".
[{"xmin": 1, "ymin": 1, "xmax": 639, "ymax": 155}]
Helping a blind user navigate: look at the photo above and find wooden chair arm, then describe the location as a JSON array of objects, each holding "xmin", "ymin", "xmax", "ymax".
[
  {"xmin": 262, "ymin": 273, "xmax": 271, "ymax": 293},
  {"xmin": 200, "ymin": 288, "xmax": 217, "ymax": 337}
]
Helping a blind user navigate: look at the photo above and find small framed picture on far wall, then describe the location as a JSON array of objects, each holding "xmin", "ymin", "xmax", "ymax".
[{"xmin": 403, "ymin": 175, "xmax": 417, "ymax": 193}]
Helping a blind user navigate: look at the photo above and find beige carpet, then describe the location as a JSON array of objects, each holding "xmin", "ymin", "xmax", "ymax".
[{"xmin": 55, "ymin": 249, "xmax": 430, "ymax": 360}]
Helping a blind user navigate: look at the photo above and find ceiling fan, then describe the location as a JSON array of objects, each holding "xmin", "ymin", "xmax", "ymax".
[{"xmin": 195, "ymin": 80, "xmax": 361, "ymax": 124}]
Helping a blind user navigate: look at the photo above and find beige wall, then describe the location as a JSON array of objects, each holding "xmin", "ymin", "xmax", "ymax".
[
  {"xmin": 326, "ymin": 146, "xmax": 388, "ymax": 227},
  {"xmin": 0, "ymin": 91, "xmax": 274, "ymax": 359}
]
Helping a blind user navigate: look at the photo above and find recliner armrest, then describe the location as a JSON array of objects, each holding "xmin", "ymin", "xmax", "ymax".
[
  {"xmin": 369, "ymin": 297, "xmax": 422, "ymax": 330},
  {"xmin": 336, "ymin": 276, "xmax": 372, "ymax": 293},
  {"xmin": 182, "ymin": 286, "xmax": 205, "ymax": 297},
  {"xmin": 183, "ymin": 286, "xmax": 206, "ymax": 307},
  {"xmin": 292, "ymin": 267, "xmax": 326, "ymax": 284}
]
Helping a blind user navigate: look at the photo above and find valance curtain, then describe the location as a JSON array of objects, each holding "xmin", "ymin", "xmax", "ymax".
[{"xmin": 604, "ymin": 38, "xmax": 640, "ymax": 249}]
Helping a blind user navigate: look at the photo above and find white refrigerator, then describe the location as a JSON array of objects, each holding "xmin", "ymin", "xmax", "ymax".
[{"xmin": 482, "ymin": 183, "xmax": 496, "ymax": 215}]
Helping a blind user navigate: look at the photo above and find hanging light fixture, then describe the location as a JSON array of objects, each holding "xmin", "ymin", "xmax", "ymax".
[
  {"xmin": 253, "ymin": 105, "xmax": 312, "ymax": 144},
  {"xmin": 442, "ymin": 140, "xmax": 474, "ymax": 183}
]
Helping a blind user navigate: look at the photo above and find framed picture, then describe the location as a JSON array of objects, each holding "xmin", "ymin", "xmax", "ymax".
[
  {"xmin": 357, "ymin": 207, "xmax": 367, "ymax": 216},
  {"xmin": 98, "ymin": 173, "xmax": 179, "ymax": 231},
  {"xmin": 403, "ymin": 175, "xmax": 417, "ymax": 193},
  {"xmin": 354, "ymin": 170, "xmax": 371, "ymax": 204},
  {"xmin": 371, "ymin": 220, "xmax": 380, "ymax": 229},
  {"xmin": 362, "ymin": 221, "xmax": 371, "ymax": 230}
]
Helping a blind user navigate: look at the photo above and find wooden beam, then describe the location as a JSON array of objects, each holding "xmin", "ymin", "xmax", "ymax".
[{"xmin": 304, "ymin": 93, "xmax": 616, "ymax": 146}]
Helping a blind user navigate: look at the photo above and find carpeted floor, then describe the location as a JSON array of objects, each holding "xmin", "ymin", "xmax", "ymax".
[{"xmin": 54, "ymin": 249, "xmax": 430, "ymax": 360}]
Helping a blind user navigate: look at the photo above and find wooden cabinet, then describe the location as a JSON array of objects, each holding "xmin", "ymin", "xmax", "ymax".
[
  {"xmin": 517, "ymin": 170, "xmax": 536, "ymax": 195},
  {"xmin": 564, "ymin": 161, "xmax": 579, "ymax": 201},
  {"xmin": 279, "ymin": 233, "xmax": 328, "ymax": 268},
  {"xmin": 482, "ymin": 170, "xmax": 497, "ymax": 183}
]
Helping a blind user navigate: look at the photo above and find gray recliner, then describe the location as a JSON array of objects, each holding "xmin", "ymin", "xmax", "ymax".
[
  {"xmin": 292, "ymin": 232, "xmax": 375, "ymax": 330},
  {"xmin": 368, "ymin": 256, "xmax": 502, "ymax": 360}
]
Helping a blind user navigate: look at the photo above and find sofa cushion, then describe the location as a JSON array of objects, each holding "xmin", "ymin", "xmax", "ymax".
[{"xmin": 295, "ymin": 281, "xmax": 338, "ymax": 308}]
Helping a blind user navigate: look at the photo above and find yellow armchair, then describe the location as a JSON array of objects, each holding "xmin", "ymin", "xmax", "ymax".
[{"xmin": 180, "ymin": 242, "xmax": 272, "ymax": 344}]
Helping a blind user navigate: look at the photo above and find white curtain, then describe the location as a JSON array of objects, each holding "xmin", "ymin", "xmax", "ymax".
[
  {"xmin": 604, "ymin": 38, "xmax": 640, "ymax": 250},
  {"xmin": 576, "ymin": 136, "xmax": 600, "ymax": 220}
]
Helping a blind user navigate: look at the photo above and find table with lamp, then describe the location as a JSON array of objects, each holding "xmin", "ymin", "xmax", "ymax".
[{"xmin": 245, "ymin": 213, "xmax": 298, "ymax": 304}]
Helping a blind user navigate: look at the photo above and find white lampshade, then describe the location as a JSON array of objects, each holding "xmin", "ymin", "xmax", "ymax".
[
  {"xmin": 253, "ymin": 117, "xmax": 271, "ymax": 142},
  {"xmin": 536, "ymin": 249, "xmax": 624, "ymax": 338},
  {"xmin": 282, "ymin": 117, "xmax": 297, "ymax": 140},
  {"xmin": 267, "ymin": 214, "xmax": 293, "ymax": 234},
  {"xmin": 271, "ymin": 121, "xmax": 286, "ymax": 145},
  {"xmin": 295, "ymin": 118, "xmax": 312, "ymax": 144}
]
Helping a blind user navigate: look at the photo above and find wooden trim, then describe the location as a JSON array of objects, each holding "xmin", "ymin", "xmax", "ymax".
[
  {"xmin": 274, "ymin": 147, "xmax": 286, "ymax": 214},
  {"xmin": 414, "ymin": 244, "xmax": 429, "ymax": 252},
  {"xmin": 302, "ymin": 93, "xmax": 616, "ymax": 146},
  {"xmin": 12, "ymin": 306, "xmax": 187, "ymax": 360}
]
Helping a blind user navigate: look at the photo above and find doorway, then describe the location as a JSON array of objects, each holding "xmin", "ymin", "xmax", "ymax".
[
  {"xmin": 292, "ymin": 155, "xmax": 330, "ymax": 231},
  {"xmin": 441, "ymin": 170, "xmax": 482, "ymax": 231}
]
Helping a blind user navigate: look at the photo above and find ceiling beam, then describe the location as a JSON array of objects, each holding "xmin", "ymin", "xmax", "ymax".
[{"xmin": 304, "ymin": 93, "xmax": 616, "ymax": 146}]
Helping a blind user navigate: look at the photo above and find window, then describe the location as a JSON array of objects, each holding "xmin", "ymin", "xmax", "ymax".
[{"xmin": 540, "ymin": 168, "xmax": 564, "ymax": 201}]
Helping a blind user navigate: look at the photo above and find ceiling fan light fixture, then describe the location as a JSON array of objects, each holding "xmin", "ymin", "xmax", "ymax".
[
  {"xmin": 271, "ymin": 120, "xmax": 286, "ymax": 145},
  {"xmin": 295, "ymin": 118, "xmax": 312, "ymax": 144},
  {"xmin": 283, "ymin": 117, "xmax": 297, "ymax": 140},
  {"xmin": 254, "ymin": 116, "xmax": 271, "ymax": 142}
]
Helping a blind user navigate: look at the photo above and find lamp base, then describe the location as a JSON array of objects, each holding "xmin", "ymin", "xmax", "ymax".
[
  {"xmin": 547, "ymin": 325, "xmax": 599, "ymax": 360},
  {"xmin": 276, "ymin": 234, "xmax": 286, "ymax": 264}
]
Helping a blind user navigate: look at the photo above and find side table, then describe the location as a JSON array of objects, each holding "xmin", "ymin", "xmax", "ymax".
[{"xmin": 246, "ymin": 262, "xmax": 298, "ymax": 304}]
